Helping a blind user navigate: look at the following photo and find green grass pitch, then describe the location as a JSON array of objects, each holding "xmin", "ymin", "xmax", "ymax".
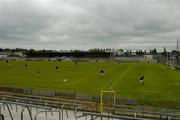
[{"xmin": 0, "ymin": 61, "xmax": 180, "ymax": 108}]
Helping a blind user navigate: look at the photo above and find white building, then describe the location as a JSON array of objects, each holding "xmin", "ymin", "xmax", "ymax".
[
  {"xmin": 0, "ymin": 52, "xmax": 8, "ymax": 58},
  {"xmin": 144, "ymin": 54, "xmax": 153, "ymax": 61}
]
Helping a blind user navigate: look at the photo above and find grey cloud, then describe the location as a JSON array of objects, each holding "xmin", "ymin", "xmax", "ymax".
[{"xmin": 0, "ymin": 0, "xmax": 180, "ymax": 50}]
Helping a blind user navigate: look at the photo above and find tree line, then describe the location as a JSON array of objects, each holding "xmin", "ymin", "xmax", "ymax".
[{"xmin": 0, "ymin": 47, "xmax": 179, "ymax": 57}]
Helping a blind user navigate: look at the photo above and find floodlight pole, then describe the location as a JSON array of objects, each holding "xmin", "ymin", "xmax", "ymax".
[{"xmin": 167, "ymin": 51, "xmax": 172, "ymax": 68}]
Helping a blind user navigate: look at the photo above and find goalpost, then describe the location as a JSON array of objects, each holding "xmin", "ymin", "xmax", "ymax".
[{"xmin": 100, "ymin": 90, "xmax": 116, "ymax": 112}]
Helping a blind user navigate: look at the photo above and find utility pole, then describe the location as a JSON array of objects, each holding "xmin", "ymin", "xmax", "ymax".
[{"xmin": 177, "ymin": 39, "xmax": 179, "ymax": 51}]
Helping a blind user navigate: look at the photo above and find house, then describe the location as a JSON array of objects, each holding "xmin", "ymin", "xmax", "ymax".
[
  {"xmin": 131, "ymin": 52, "xmax": 137, "ymax": 56},
  {"xmin": 0, "ymin": 52, "xmax": 8, "ymax": 58},
  {"xmin": 144, "ymin": 53, "xmax": 154, "ymax": 61}
]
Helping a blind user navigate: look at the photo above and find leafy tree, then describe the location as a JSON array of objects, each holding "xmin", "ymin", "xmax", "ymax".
[
  {"xmin": 162, "ymin": 47, "xmax": 167, "ymax": 55},
  {"xmin": 150, "ymin": 48, "xmax": 157, "ymax": 54}
]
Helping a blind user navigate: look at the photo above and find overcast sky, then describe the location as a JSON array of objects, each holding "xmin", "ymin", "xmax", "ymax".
[{"xmin": 0, "ymin": 0, "xmax": 180, "ymax": 51}]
